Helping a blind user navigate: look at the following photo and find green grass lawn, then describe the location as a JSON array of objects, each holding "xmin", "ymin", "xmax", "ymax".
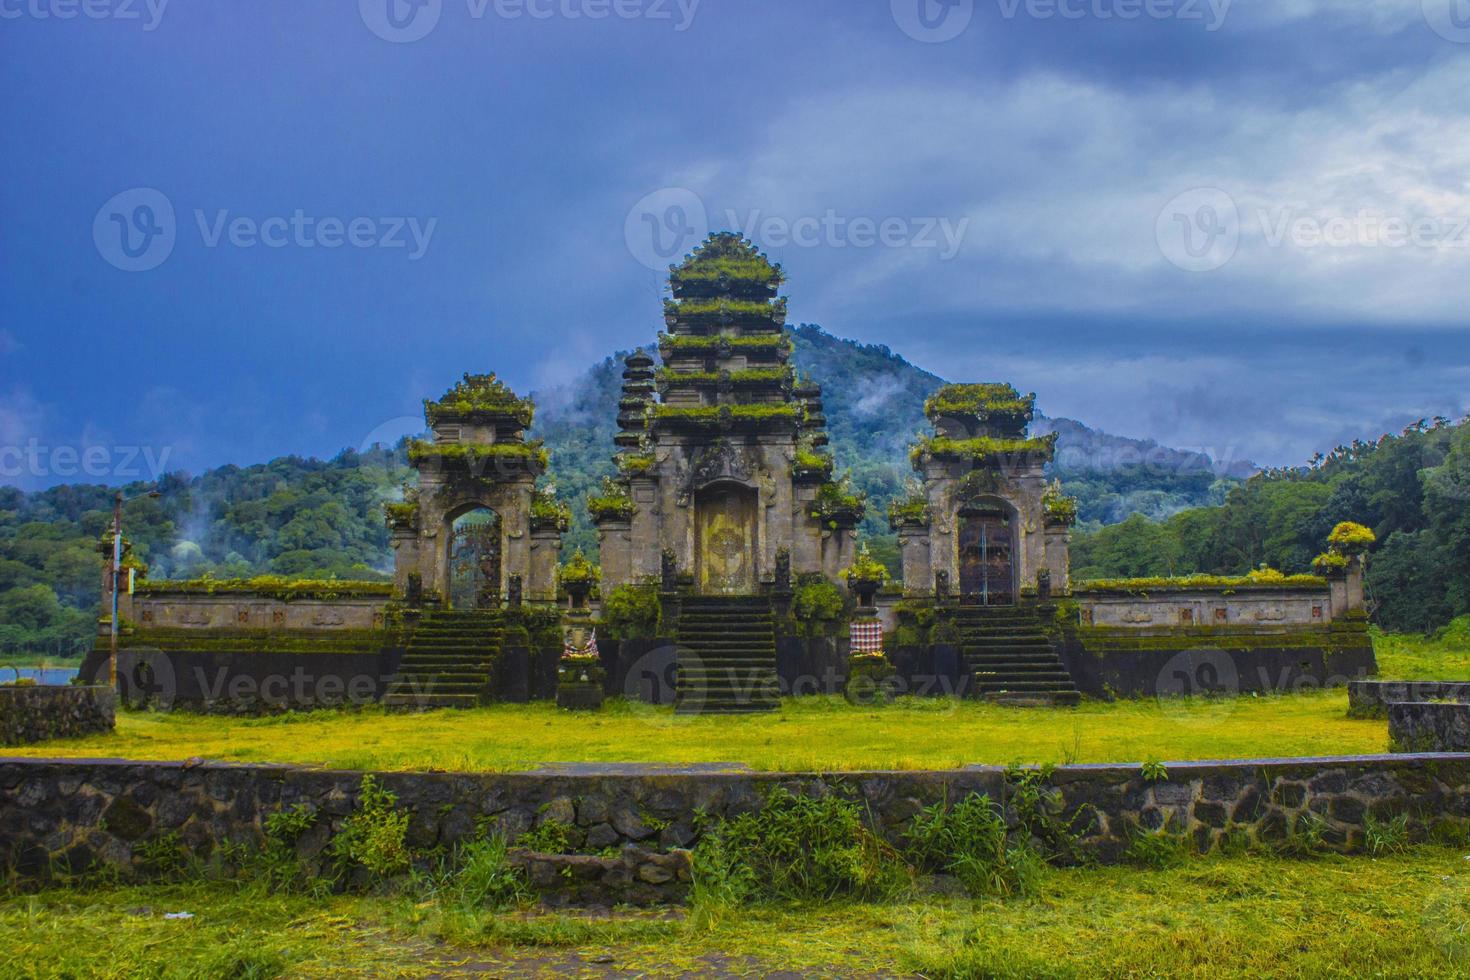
[
  {"xmin": 3, "ymin": 689, "xmax": 1392, "ymax": 772},
  {"xmin": 4, "ymin": 848, "xmax": 1468, "ymax": 977},
  {"xmin": 1372, "ymin": 625, "xmax": 1470, "ymax": 680},
  {"xmin": 4, "ymin": 632, "xmax": 1465, "ymax": 773}
]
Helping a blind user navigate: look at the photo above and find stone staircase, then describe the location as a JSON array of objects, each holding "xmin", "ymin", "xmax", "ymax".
[
  {"xmin": 382, "ymin": 610, "xmax": 503, "ymax": 710},
  {"xmin": 675, "ymin": 596, "xmax": 780, "ymax": 715},
  {"xmin": 953, "ymin": 606, "xmax": 1080, "ymax": 706}
]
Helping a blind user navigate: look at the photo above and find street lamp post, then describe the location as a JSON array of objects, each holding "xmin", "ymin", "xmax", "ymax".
[{"xmin": 109, "ymin": 489, "xmax": 160, "ymax": 689}]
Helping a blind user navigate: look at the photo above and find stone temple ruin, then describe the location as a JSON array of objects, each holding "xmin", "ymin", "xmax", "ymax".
[{"xmin": 89, "ymin": 233, "xmax": 1377, "ymax": 715}]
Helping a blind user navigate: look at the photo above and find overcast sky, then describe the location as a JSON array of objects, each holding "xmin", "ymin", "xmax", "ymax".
[{"xmin": 3, "ymin": 0, "xmax": 1469, "ymax": 489}]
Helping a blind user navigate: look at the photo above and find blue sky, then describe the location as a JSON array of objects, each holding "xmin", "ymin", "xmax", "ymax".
[{"xmin": 3, "ymin": 0, "xmax": 1469, "ymax": 489}]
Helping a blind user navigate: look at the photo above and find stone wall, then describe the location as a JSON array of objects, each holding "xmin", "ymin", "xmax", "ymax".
[
  {"xmin": 511, "ymin": 847, "xmax": 691, "ymax": 907},
  {"xmin": 79, "ymin": 647, "xmax": 405, "ymax": 714},
  {"xmin": 1351, "ymin": 681, "xmax": 1470, "ymax": 719},
  {"xmin": 1074, "ymin": 586, "xmax": 1333, "ymax": 628},
  {"xmin": 125, "ymin": 592, "xmax": 392, "ymax": 631},
  {"xmin": 5, "ymin": 754, "xmax": 1469, "ymax": 898},
  {"xmin": 0, "ymin": 687, "xmax": 115, "ymax": 746},
  {"xmin": 1390, "ymin": 702, "xmax": 1470, "ymax": 753},
  {"xmin": 1058, "ymin": 619, "xmax": 1376, "ymax": 699}
]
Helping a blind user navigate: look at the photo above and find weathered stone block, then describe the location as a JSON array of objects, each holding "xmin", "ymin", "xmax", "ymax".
[
  {"xmin": 1390, "ymin": 702, "xmax": 1470, "ymax": 754},
  {"xmin": 0, "ymin": 685, "xmax": 115, "ymax": 746}
]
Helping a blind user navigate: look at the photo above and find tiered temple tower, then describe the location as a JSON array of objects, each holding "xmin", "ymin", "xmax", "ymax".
[
  {"xmin": 595, "ymin": 233, "xmax": 862, "ymax": 595},
  {"xmin": 893, "ymin": 383, "xmax": 1073, "ymax": 603},
  {"xmin": 388, "ymin": 374, "xmax": 560, "ymax": 607}
]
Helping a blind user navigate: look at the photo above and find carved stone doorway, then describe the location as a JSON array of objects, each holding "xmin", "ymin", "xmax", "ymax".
[
  {"xmin": 695, "ymin": 484, "xmax": 757, "ymax": 595},
  {"xmin": 447, "ymin": 507, "xmax": 503, "ymax": 610},
  {"xmin": 958, "ymin": 508, "xmax": 1015, "ymax": 606}
]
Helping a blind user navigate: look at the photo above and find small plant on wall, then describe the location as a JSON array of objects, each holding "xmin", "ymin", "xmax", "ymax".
[
  {"xmin": 558, "ymin": 551, "xmax": 600, "ymax": 608},
  {"xmin": 844, "ymin": 544, "xmax": 888, "ymax": 608},
  {"xmin": 1314, "ymin": 521, "xmax": 1376, "ymax": 574}
]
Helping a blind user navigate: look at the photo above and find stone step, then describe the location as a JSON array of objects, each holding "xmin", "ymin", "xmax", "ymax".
[
  {"xmin": 389, "ymin": 676, "xmax": 490, "ymax": 691},
  {"xmin": 382, "ymin": 692, "xmax": 484, "ymax": 710},
  {"xmin": 982, "ymin": 690, "xmax": 1082, "ymax": 707},
  {"xmin": 678, "ymin": 642, "xmax": 778, "ymax": 653},
  {"xmin": 973, "ymin": 677, "xmax": 1076, "ymax": 691},
  {"xmin": 674, "ymin": 699, "xmax": 779, "ymax": 715}
]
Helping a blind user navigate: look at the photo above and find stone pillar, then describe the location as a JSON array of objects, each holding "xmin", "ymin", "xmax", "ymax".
[
  {"xmin": 1346, "ymin": 555, "xmax": 1366, "ymax": 612},
  {"xmin": 1044, "ymin": 524, "xmax": 1071, "ymax": 594},
  {"xmin": 595, "ymin": 518, "xmax": 633, "ymax": 593},
  {"xmin": 898, "ymin": 525, "xmax": 932, "ymax": 597},
  {"xmin": 821, "ymin": 525, "xmax": 858, "ymax": 582},
  {"xmin": 791, "ymin": 484, "xmax": 823, "ymax": 576},
  {"xmin": 390, "ymin": 526, "xmax": 420, "ymax": 596},
  {"xmin": 1328, "ymin": 571, "xmax": 1350, "ymax": 620},
  {"xmin": 527, "ymin": 527, "xmax": 562, "ymax": 603},
  {"xmin": 629, "ymin": 477, "xmax": 661, "ymax": 582}
]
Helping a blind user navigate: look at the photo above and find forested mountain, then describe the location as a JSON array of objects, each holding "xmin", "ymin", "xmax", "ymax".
[
  {"xmin": 0, "ymin": 323, "xmax": 1299, "ymax": 657},
  {"xmin": 1072, "ymin": 417, "xmax": 1470, "ymax": 633}
]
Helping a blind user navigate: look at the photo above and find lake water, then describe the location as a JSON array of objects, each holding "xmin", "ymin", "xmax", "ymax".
[{"xmin": 4, "ymin": 668, "xmax": 80, "ymax": 685}]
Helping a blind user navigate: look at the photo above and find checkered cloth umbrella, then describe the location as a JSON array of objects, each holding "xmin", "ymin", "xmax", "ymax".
[{"xmin": 850, "ymin": 618, "xmax": 884, "ymax": 654}]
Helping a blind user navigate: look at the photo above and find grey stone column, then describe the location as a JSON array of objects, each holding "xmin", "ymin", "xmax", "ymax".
[
  {"xmin": 898, "ymin": 525, "xmax": 932, "ymax": 597},
  {"xmin": 528, "ymin": 528, "xmax": 563, "ymax": 602},
  {"xmin": 594, "ymin": 519, "xmax": 633, "ymax": 593}
]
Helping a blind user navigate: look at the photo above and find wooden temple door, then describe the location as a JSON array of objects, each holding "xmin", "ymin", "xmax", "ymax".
[
  {"xmin": 447, "ymin": 508, "xmax": 503, "ymax": 609},
  {"xmin": 958, "ymin": 510, "xmax": 1015, "ymax": 606},
  {"xmin": 695, "ymin": 485, "xmax": 758, "ymax": 595}
]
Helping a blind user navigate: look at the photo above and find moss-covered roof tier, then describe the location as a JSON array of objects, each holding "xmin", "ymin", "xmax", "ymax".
[
  {"xmin": 910, "ymin": 433, "xmax": 1059, "ymax": 468},
  {"xmin": 924, "ymin": 383, "xmax": 1036, "ymax": 434},
  {"xmin": 424, "ymin": 373, "xmax": 535, "ymax": 428},
  {"xmin": 668, "ymin": 233, "xmax": 784, "ymax": 301}
]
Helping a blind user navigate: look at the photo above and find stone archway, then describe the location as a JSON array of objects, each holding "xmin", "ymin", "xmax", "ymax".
[
  {"xmin": 445, "ymin": 506, "xmax": 503, "ymax": 610},
  {"xmin": 695, "ymin": 483, "xmax": 758, "ymax": 595},
  {"xmin": 958, "ymin": 500, "xmax": 1016, "ymax": 606}
]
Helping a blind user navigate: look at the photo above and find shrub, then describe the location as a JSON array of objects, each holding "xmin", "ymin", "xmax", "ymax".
[
  {"xmin": 792, "ymin": 575, "xmax": 846, "ymax": 637},
  {"xmin": 600, "ymin": 583, "xmax": 660, "ymax": 639},
  {"xmin": 1140, "ymin": 760, "xmax": 1168, "ymax": 783},
  {"xmin": 904, "ymin": 793, "xmax": 1044, "ymax": 898},
  {"xmin": 692, "ymin": 787, "xmax": 908, "ymax": 904},
  {"xmin": 518, "ymin": 819, "xmax": 574, "ymax": 855},
  {"xmin": 1327, "ymin": 521, "xmax": 1377, "ymax": 555},
  {"xmin": 1364, "ymin": 812, "xmax": 1410, "ymax": 856},
  {"xmin": 1124, "ymin": 824, "xmax": 1191, "ymax": 868},
  {"xmin": 412, "ymin": 835, "xmax": 525, "ymax": 912},
  {"xmin": 331, "ymin": 775, "xmax": 411, "ymax": 881},
  {"xmin": 1277, "ymin": 810, "xmax": 1329, "ymax": 858}
]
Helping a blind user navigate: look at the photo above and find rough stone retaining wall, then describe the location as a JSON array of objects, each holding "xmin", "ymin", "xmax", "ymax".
[
  {"xmin": 1351, "ymin": 680, "xmax": 1470, "ymax": 719},
  {"xmin": 4, "ymin": 755, "xmax": 1469, "ymax": 901},
  {"xmin": 0, "ymin": 688, "xmax": 115, "ymax": 747},
  {"xmin": 1389, "ymin": 703, "xmax": 1470, "ymax": 753}
]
